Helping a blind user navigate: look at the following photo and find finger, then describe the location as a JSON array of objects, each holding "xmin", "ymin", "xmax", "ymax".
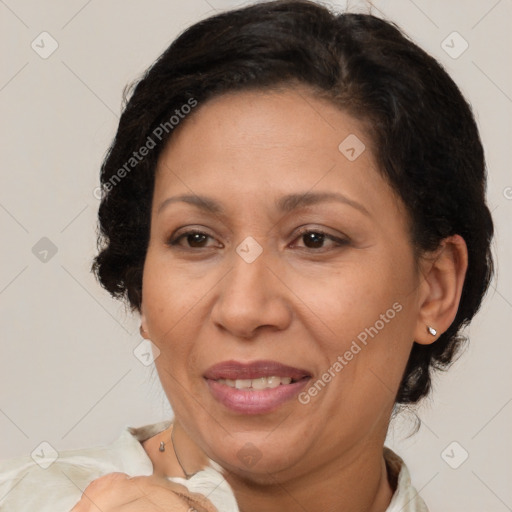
[
  {"xmin": 70, "ymin": 474, "xmax": 200, "ymax": 512},
  {"xmin": 70, "ymin": 472, "xmax": 132, "ymax": 511}
]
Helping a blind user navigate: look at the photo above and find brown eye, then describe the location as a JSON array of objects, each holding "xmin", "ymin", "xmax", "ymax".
[
  {"xmin": 168, "ymin": 230, "xmax": 216, "ymax": 248},
  {"xmin": 185, "ymin": 233, "xmax": 209, "ymax": 247},
  {"xmin": 302, "ymin": 231, "xmax": 326, "ymax": 249},
  {"xmin": 293, "ymin": 228, "xmax": 348, "ymax": 251}
]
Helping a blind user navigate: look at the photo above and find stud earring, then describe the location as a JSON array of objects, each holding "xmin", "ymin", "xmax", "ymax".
[{"xmin": 427, "ymin": 326, "xmax": 437, "ymax": 336}]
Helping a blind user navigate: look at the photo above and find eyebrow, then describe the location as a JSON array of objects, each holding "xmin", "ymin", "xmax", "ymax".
[{"xmin": 157, "ymin": 191, "xmax": 370, "ymax": 217}]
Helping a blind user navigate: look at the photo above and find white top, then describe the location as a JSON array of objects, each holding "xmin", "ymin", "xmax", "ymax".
[{"xmin": 0, "ymin": 420, "xmax": 429, "ymax": 511}]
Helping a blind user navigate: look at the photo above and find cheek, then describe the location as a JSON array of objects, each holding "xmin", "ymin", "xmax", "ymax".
[
  {"xmin": 142, "ymin": 252, "xmax": 208, "ymax": 339},
  {"xmin": 294, "ymin": 253, "xmax": 412, "ymax": 338},
  {"xmin": 141, "ymin": 259, "xmax": 204, "ymax": 392},
  {"xmin": 303, "ymin": 251, "xmax": 417, "ymax": 396}
]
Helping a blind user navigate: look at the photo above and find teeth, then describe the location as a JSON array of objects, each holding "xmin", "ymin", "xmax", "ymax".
[
  {"xmin": 235, "ymin": 379, "xmax": 252, "ymax": 389},
  {"xmin": 266, "ymin": 376, "xmax": 282, "ymax": 388},
  {"xmin": 217, "ymin": 376, "xmax": 294, "ymax": 389},
  {"xmin": 252, "ymin": 377, "xmax": 271, "ymax": 390}
]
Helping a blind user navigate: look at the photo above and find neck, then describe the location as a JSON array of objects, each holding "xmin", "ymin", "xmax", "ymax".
[
  {"xmin": 145, "ymin": 420, "xmax": 395, "ymax": 512},
  {"xmin": 223, "ymin": 441, "xmax": 394, "ymax": 512}
]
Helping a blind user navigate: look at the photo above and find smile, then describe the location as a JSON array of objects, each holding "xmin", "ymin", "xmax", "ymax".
[{"xmin": 216, "ymin": 376, "xmax": 295, "ymax": 389}]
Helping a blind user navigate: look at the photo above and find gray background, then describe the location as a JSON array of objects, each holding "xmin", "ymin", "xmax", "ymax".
[{"xmin": 1, "ymin": 0, "xmax": 511, "ymax": 509}]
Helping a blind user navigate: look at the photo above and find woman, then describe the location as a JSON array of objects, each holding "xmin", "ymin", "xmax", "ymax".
[{"xmin": 0, "ymin": 1, "xmax": 494, "ymax": 511}]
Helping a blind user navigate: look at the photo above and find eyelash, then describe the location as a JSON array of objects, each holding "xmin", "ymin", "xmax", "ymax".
[{"xmin": 167, "ymin": 227, "xmax": 348, "ymax": 252}]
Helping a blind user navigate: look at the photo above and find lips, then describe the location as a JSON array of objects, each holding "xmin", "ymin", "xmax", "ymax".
[
  {"xmin": 203, "ymin": 360, "xmax": 312, "ymax": 414},
  {"xmin": 203, "ymin": 360, "xmax": 311, "ymax": 381}
]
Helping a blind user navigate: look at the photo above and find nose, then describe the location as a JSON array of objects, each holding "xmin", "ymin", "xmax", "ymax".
[{"xmin": 210, "ymin": 245, "xmax": 292, "ymax": 339}]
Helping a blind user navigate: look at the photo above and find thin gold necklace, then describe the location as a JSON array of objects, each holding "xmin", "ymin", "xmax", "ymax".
[{"xmin": 159, "ymin": 423, "xmax": 196, "ymax": 479}]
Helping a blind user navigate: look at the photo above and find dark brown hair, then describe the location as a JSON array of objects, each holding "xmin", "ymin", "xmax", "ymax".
[{"xmin": 92, "ymin": 0, "xmax": 494, "ymax": 404}]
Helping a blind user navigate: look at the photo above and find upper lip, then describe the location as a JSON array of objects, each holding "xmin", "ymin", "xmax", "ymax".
[{"xmin": 204, "ymin": 360, "xmax": 312, "ymax": 381}]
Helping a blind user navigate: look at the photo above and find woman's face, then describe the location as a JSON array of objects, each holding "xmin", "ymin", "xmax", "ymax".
[{"xmin": 141, "ymin": 87, "xmax": 426, "ymax": 482}]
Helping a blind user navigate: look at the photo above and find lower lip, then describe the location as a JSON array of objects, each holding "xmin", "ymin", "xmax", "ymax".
[{"xmin": 205, "ymin": 378, "xmax": 310, "ymax": 414}]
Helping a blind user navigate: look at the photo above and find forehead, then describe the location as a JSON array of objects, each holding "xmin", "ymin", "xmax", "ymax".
[
  {"xmin": 153, "ymin": 88, "xmax": 403, "ymax": 223},
  {"xmin": 160, "ymin": 87, "xmax": 368, "ymax": 161}
]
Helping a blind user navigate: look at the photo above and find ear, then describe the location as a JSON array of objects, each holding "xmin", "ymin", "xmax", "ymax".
[
  {"xmin": 139, "ymin": 303, "xmax": 150, "ymax": 339},
  {"xmin": 413, "ymin": 234, "xmax": 468, "ymax": 345}
]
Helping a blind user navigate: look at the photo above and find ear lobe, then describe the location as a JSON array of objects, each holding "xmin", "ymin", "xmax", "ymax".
[
  {"xmin": 139, "ymin": 304, "xmax": 150, "ymax": 339},
  {"xmin": 413, "ymin": 234, "xmax": 468, "ymax": 345}
]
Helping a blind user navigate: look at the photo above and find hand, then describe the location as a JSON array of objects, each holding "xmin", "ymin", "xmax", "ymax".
[{"xmin": 70, "ymin": 472, "xmax": 212, "ymax": 512}]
